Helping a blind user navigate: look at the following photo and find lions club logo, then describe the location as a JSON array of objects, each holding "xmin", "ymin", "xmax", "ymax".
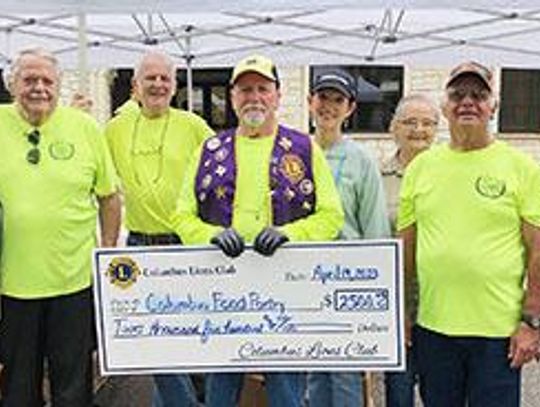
[
  {"xmin": 49, "ymin": 141, "xmax": 75, "ymax": 160},
  {"xmin": 279, "ymin": 154, "xmax": 305, "ymax": 184},
  {"xmin": 475, "ymin": 175, "xmax": 506, "ymax": 199},
  {"xmin": 106, "ymin": 257, "xmax": 141, "ymax": 289}
]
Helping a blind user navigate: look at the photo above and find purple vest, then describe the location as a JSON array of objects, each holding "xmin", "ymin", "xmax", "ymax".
[{"xmin": 195, "ymin": 125, "xmax": 316, "ymax": 227}]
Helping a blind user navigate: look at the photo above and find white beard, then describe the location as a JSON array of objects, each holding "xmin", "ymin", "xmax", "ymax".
[{"xmin": 241, "ymin": 110, "xmax": 266, "ymax": 128}]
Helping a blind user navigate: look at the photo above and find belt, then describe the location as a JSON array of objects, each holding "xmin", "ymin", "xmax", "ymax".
[{"xmin": 128, "ymin": 231, "xmax": 182, "ymax": 246}]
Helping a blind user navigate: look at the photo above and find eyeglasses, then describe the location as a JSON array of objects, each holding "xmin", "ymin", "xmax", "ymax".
[
  {"xmin": 398, "ymin": 118, "xmax": 438, "ymax": 129},
  {"xmin": 447, "ymin": 88, "xmax": 491, "ymax": 103},
  {"xmin": 26, "ymin": 130, "xmax": 41, "ymax": 165}
]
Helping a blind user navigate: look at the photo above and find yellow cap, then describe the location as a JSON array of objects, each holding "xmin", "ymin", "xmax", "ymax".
[{"xmin": 230, "ymin": 54, "xmax": 279, "ymax": 85}]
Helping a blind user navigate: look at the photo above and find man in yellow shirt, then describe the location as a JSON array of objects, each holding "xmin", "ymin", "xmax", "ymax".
[
  {"xmin": 0, "ymin": 48, "xmax": 121, "ymax": 406},
  {"xmin": 174, "ymin": 54, "xmax": 344, "ymax": 407},
  {"xmin": 105, "ymin": 50, "xmax": 213, "ymax": 407},
  {"xmin": 398, "ymin": 62, "xmax": 540, "ymax": 407}
]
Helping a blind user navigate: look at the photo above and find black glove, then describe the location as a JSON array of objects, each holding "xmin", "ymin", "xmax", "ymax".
[
  {"xmin": 210, "ymin": 228, "xmax": 245, "ymax": 258},
  {"xmin": 254, "ymin": 227, "xmax": 289, "ymax": 256}
]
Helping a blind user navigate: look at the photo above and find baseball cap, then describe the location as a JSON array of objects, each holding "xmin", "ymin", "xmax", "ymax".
[
  {"xmin": 312, "ymin": 69, "xmax": 358, "ymax": 101},
  {"xmin": 446, "ymin": 61, "xmax": 493, "ymax": 91},
  {"xmin": 230, "ymin": 54, "xmax": 279, "ymax": 86}
]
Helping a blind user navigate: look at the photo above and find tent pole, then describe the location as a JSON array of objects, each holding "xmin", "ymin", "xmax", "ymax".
[
  {"xmin": 5, "ymin": 28, "xmax": 11, "ymax": 64},
  {"xmin": 186, "ymin": 35, "xmax": 193, "ymax": 112},
  {"xmin": 77, "ymin": 12, "xmax": 88, "ymax": 94}
]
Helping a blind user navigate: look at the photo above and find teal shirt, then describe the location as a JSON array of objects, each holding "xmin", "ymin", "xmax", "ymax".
[{"xmin": 324, "ymin": 139, "xmax": 390, "ymax": 240}]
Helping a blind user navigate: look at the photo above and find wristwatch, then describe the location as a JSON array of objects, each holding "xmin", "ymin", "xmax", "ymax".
[{"xmin": 521, "ymin": 313, "xmax": 540, "ymax": 330}]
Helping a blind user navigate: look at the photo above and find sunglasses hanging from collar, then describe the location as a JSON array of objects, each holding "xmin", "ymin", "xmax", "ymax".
[{"xmin": 26, "ymin": 129, "xmax": 41, "ymax": 165}]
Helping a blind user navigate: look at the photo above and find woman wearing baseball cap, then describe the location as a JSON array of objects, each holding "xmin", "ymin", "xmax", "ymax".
[{"xmin": 307, "ymin": 70, "xmax": 390, "ymax": 407}]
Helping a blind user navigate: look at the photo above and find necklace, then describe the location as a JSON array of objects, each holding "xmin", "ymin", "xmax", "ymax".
[{"xmin": 130, "ymin": 110, "xmax": 170, "ymax": 185}]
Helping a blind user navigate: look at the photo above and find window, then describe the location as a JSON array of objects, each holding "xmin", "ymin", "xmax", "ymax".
[
  {"xmin": 176, "ymin": 69, "xmax": 236, "ymax": 130},
  {"xmin": 310, "ymin": 65, "xmax": 404, "ymax": 133},
  {"xmin": 499, "ymin": 69, "xmax": 540, "ymax": 133},
  {"xmin": 110, "ymin": 68, "xmax": 236, "ymax": 130},
  {"xmin": 110, "ymin": 69, "xmax": 133, "ymax": 114}
]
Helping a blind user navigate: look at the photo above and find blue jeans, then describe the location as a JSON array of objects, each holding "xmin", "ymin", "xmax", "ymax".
[
  {"xmin": 126, "ymin": 232, "xmax": 198, "ymax": 407},
  {"xmin": 308, "ymin": 372, "xmax": 363, "ymax": 407},
  {"xmin": 385, "ymin": 338, "xmax": 417, "ymax": 407},
  {"xmin": 415, "ymin": 325, "xmax": 520, "ymax": 407},
  {"xmin": 152, "ymin": 374, "xmax": 199, "ymax": 407},
  {"xmin": 206, "ymin": 372, "xmax": 305, "ymax": 407}
]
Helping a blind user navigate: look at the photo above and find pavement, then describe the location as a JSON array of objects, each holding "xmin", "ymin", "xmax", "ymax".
[
  {"xmin": 93, "ymin": 363, "xmax": 540, "ymax": 406},
  {"xmin": 370, "ymin": 361, "xmax": 540, "ymax": 407},
  {"xmin": 522, "ymin": 362, "xmax": 540, "ymax": 407},
  {"xmin": 94, "ymin": 375, "xmax": 154, "ymax": 407}
]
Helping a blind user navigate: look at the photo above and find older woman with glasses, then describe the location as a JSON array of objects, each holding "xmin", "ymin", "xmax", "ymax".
[
  {"xmin": 379, "ymin": 93, "xmax": 439, "ymax": 407},
  {"xmin": 382, "ymin": 94, "xmax": 439, "ymax": 231}
]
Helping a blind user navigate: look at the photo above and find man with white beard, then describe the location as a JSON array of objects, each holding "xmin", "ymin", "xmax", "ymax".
[{"xmin": 173, "ymin": 54, "xmax": 344, "ymax": 407}]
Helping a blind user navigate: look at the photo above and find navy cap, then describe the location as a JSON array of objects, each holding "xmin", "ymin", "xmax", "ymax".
[{"xmin": 312, "ymin": 69, "xmax": 357, "ymax": 101}]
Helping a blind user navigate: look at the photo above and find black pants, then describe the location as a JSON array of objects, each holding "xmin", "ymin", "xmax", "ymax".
[
  {"xmin": 0, "ymin": 288, "xmax": 95, "ymax": 407},
  {"xmin": 126, "ymin": 231, "xmax": 181, "ymax": 246}
]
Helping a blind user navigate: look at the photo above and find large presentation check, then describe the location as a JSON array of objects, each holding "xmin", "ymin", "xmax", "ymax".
[{"xmin": 93, "ymin": 240, "xmax": 404, "ymax": 375}]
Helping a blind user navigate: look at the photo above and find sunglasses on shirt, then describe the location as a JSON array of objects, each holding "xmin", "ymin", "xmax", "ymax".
[{"xmin": 26, "ymin": 130, "xmax": 41, "ymax": 165}]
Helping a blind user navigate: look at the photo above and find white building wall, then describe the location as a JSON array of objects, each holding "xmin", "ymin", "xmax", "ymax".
[
  {"xmin": 278, "ymin": 66, "xmax": 310, "ymax": 133},
  {"xmin": 62, "ymin": 66, "xmax": 540, "ymax": 165},
  {"xmin": 60, "ymin": 69, "xmax": 112, "ymax": 125}
]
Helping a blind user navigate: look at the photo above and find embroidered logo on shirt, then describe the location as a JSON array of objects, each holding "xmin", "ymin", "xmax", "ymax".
[
  {"xmin": 49, "ymin": 141, "xmax": 75, "ymax": 160},
  {"xmin": 475, "ymin": 175, "xmax": 506, "ymax": 199}
]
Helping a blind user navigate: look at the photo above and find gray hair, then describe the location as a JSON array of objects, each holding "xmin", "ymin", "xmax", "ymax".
[
  {"xmin": 5, "ymin": 48, "xmax": 60, "ymax": 93},
  {"xmin": 134, "ymin": 50, "xmax": 176, "ymax": 81},
  {"xmin": 392, "ymin": 93, "xmax": 440, "ymax": 124}
]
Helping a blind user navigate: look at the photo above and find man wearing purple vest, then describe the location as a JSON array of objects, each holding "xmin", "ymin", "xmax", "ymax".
[{"xmin": 173, "ymin": 54, "xmax": 344, "ymax": 407}]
